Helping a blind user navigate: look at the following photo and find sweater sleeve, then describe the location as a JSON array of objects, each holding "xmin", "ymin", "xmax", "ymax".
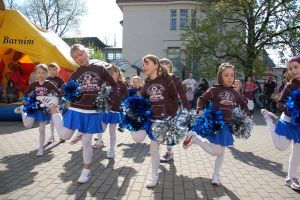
[
  {"xmin": 175, "ymin": 78, "xmax": 191, "ymax": 110},
  {"xmin": 277, "ymin": 85, "xmax": 290, "ymax": 113},
  {"xmin": 168, "ymin": 79, "xmax": 179, "ymax": 117},
  {"xmin": 197, "ymin": 87, "xmax": 213, "ymax": 111}
]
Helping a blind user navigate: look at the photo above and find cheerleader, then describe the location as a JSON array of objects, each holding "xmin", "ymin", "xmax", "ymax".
[
  {"xmin": 261, "ymin": 56, "xmax": 300, "ymax": 191},
  {"xmin": 43, "ymin": 44, "xmax": 118, "ymax": 184},
  {"xmin": 93, "ymin": 64, "xmax": 128, "ymax": 159},
  {"xmin": 159, "ymin": 58, "xmax": 191, "ymax": 163},
  {"xmin": 19, "ymin": 64, "xmax": 62, "ymax": 156},
  {"xmin": 46, "ymin": 63, "xmax": 65, "ymax": 144},
  {"xmin": 183, "ymin": 63, "xmax": 250, "ymax": 186},
  {"xmin": 130, "ymin": 54, "xmax": 178, "ymax": 188}
]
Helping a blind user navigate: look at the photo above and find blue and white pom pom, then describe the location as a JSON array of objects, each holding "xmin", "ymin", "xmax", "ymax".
[
  {"xmin": 95, "ymin": 84, "xmax": 112, "ymax": 112},
  {"xmin": 151, "ymin": 115, "xmax": 188, "ymax": 146},
  {"xmin": 286, "ymin": 89, "xmax": 300, "ymax": 124},
  {"xmin": 231, "ymin": 106, "xmax": 254, "ymax": 139},
  {"xmin": 119, "ymin": 96, "xmax": 152, "ymax": 131},
  {"xmin": 191, "ymin": 102, "xmax": 225, "ymax": 137},
  {"xmin": 63, "ymin": 80, "xmax": 82, "ymax": 103},
  {"xmin": 22, "ymin": 92, "xmax": 38, "ymax": 114}
]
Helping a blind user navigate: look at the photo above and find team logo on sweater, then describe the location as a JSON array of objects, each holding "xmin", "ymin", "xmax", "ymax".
[
  {"xmin": 35, "ymin": 87, "xmax": 49, "ymax": 96},
  {"xmin": 219, "ymin": 91, "xmax": 235, "ymax": 106},
  {"xmin": 147, "ymin": 84, "xmax": 165, "ymax": 102},
  {"xmin": 78, "ymin": 72, "xmax": 100, "ymax": 92}
]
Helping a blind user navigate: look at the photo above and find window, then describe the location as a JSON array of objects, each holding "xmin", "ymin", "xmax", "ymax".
[
  {"xmin": 167, "ymin": 47, "xmax": 181, "ymax": 59},
  {"xmin": 170, "ymin": 9, "xmax": 177, "ymax": 30},
  {"xmin": 191, "ymin": 9, "xmax": 196, "ymax": 30},
  {"xmin": 180, "ymin": 9, "xmax": 188, "ymax": 30}
]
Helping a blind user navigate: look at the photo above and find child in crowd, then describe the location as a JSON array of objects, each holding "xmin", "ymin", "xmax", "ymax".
[
  {"xmin": 130, "ymin": 55, "xmax": 179, "ymax": 188},
  {"xmin": 261, "ymin": 56, "xmax": 300, "ymax": 191},
  {"xmin": 45, "ymin": 44, "xmax": 119, "ymax": 184},
  {"xmin": 234, "ymin": 80, "xmax": 248, "ymax": 104},
  {"xmin": 159, "ymin": 58, "xmax": 191, "ymax": 162},
  {"xmin": 183, "ymin": 63, "xmax": 250, "ymax": 186},
  {"xmin": 128, "ymin": 75, "xmax": 143, "ymax": 97},
  {"xmin": 47, "ymin": 63, "xmax": 65, "ymax": 144},
  {"xmin": 18, "ymin": 64, "xmax": 61, "ymax": 156}
]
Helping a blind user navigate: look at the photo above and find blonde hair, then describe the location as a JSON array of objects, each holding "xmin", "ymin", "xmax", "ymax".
[
  {"xmin": 34, "ymin": 64, "xmax": 48, "ymax": 73},
  {"xmin": 132, "ymin": 75, "xmax": 143, "ymax": 88},
  {"xmin": 70, "ymin": 44, "xmax": 88, "ymax": 56},
  {"xmin": 160, "ymin": 58, "xmax": 174, "ymax": 73},
  {"xmin": 48, "ymin": 62, "xmax": 60, "ymax": 70},
  {"xmin": 217, "ymin": 62, "xmax": 235, "ymax": 85},
  {"xmin": 143, "ymin": 54, "xmax": 169, "ymax": 81},
  {"xmin": 234, "ymin": 80, "xmax": 242, "ymax": 91},
  {"xmin": 107, "ymin": 64, "xmax": 125, "ymax": 82}
]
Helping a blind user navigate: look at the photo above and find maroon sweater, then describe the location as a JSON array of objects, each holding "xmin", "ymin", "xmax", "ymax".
[
  {"xmin": 197, "ymin": 84, "xmax": 249, "ymax": 124},
  {"xmin": 110, "ymin": 81, "xmax": 129, "ymax": 111},
  {"xmin": 142, "ymin": 75, "xmax": 178, "ymax": 119},
  {"xmin": 47, "ymin": 76, "xmax": 64, "ymax": 89},
  {"xmin": 26, "ymin": 80, "xmax": 62, "ymax": 97},
  {"xmin": 277, "ymin": 79, "xmax": 300, "ymax": 115},
  {"xmin": 70, "ymin": 63, "xmax": 118, "ymax": 110},
  {"xmin": 172, "ymin": 75, "xmax": 191, "ymax": 110}
]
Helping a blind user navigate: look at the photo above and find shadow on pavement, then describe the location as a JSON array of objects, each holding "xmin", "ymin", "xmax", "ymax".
[
  {"xmin": 152, "ymin": 163, "xmax": 240, "ymax": 200},
  {"xmin": 59, "ymin": 149, "xmax": 137, "ymax": 199},
  {"xmin": 0, "ymin": 142, "xmax": 61, "ymax": 194},
  {"xmin": 0, "ymin": 121, "xmax": 37, "ymax": 135},
  {"xmin": 117, "ymin": 142, "xmax": 150, "ymax": 163},
  {"xmin": 228, "ymin": 147, "xmax": 287, "ymax": 178}
]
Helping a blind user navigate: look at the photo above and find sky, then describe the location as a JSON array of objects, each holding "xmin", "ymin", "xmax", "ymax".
[
  {"xmin": 12, "ymin": 0, "xmax": 123, "ymax": 47},
  {"xmin": 76, "ymin": 1, "xmax": 123, "ymax": 47}
]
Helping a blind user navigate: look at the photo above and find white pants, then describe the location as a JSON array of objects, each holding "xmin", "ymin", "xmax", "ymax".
[
  {"xmin": 22, "ymin": 111, "xmax": 48, "ymax": 149},
  {"xmin": 131, "ymin": 130, "xmax": 160, "ymax": 179},
  {"xmin": 191, "ymin": 134, "xmax": 225, "ymax": 178},
  {"xmin": 51, "ymin": 113, "xmax": 94, "ymax": 164},
  {"xmin": 265, "ymin": 115, "xmax": 300, "ymax": 179},
  {"xmin": 100, "ymin": 123, "xmax": 117, "ymax": 151}
]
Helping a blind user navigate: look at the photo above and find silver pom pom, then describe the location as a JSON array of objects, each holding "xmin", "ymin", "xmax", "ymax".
[
  {"xmin": 231, "ymin": 107, "xmax": 254, "ymax": 139},
  {"xmin": 151, "ymin": 115, "xmax": 188, "ymax": 146},
  {"xmin": 95, "ymin": 84, "xmax": 112, "ymax": 112}
]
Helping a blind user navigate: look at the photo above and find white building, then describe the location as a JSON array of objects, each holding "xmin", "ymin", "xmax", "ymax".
[{"xmin": 117, "ymin": 0, "xmax": 199, "ymax": 78}]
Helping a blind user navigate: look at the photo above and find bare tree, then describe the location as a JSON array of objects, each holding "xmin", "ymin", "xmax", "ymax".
[
  {"xmin": 19, "ymin": 0, "xmax": 87, "ymax": 37},
  {"xmin": 3, "ymin": 0, "xmax": 18, "ymax": 9}
]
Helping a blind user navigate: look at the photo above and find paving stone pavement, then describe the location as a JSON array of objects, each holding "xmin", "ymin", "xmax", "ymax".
[{"xmin": 0, "ymin": 111, "xmax": 299, "ymax": 200}]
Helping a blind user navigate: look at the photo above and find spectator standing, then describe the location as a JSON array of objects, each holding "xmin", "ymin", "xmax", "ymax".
[{"xmin": 182, "ymin": 73, "xmax": 197, "ymax": 92}]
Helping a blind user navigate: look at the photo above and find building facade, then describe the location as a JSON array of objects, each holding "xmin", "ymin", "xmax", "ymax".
[{"xmin": 117, "ymin": 0, "xmax": 199, "ymax": 78}]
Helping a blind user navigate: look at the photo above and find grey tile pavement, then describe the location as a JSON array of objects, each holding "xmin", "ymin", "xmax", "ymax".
[{"xmin": 0, "ymin": 111, "xmax": 299, "ymax": 199}]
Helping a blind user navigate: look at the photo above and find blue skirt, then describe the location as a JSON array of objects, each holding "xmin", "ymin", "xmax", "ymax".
[
  {"xmin": 197, "ymin": 124, "xmax": 234, "ymax": 146},
  {"xmin": 103, "ymin": 111, "xmax": 121, "ymax": 124},
  {"xmin": 63, "ymin": 109, "xmax": 105, "ymax": 134},
  {"xmin": 27, "ymin": 110, "xmax": 51, "ymax": 122},
  {"xmin": 275, "ymin": 114, "xmax": 300, "ymax": 143}
]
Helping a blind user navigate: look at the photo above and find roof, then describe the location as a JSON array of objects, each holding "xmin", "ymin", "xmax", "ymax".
[
  {"xmin": 110, "ymin": 59, "xmax": 132, "ymax": 71},
  {"xmin": 63, "ymin": 37, "xmax": 109, "ymax": 49}
]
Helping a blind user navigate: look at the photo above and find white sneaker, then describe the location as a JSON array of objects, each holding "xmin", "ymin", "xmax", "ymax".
[
  {"xmin": 183, "ymin": 131, "xmax": 196, "ymax": 150},
  {"xmin": 36, "ymin": 96, "xmax": 59, "ymax": 108},
  {"xmin": 47, "ymin": 136, "xmax": 54, "ymax": 144},
  {"xmin": 261, "ymin": 109, "xmax": 278, "ymax": 123},
  {"xmin": 36, "ymin": 148, "xmax": 44, "ymax": 157},
  {"xmin": 146, "ymin": 177, "xmax": 158, "ymax": 188},
  {"xmin": 211, "ymin": 174, "xmax": 221, "ymax": 186},
  {"xmin": 107, "ymin": 150, "xmax": 115, "ymax": 159},
  {"xmin": 78, "ymin": 169, "xmax": 91, "ymax": 184},
  {"xmin": 14, "ymin": 106, "xmax": 22, "ymax": 114}
]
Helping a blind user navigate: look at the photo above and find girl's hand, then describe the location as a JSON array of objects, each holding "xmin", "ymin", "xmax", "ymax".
[{"xmin": 198, "ymin": 110, "xmax": 203, "ymax": 117}]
